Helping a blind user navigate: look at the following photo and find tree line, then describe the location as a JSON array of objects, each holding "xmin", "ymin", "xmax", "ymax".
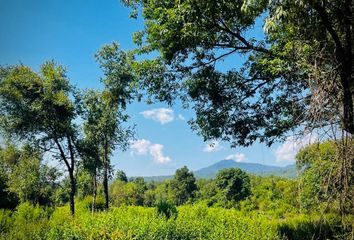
[{"xmin": 1, "ymin": 140, "xmax": 351, "ymax": 217}]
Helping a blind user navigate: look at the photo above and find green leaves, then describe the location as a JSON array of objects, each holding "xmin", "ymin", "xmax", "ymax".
[
  {"xmin": 0, "ymin": 61, "xmax": 77, "ymax": 142},
  {"xmin": 171, "ymin": 166, "xmax": 198, "ymax": 205},
  {"xmin": 95, "ymin": 42, "xmax": 136, "ymax": 109},
  {"xmin": 216, "ymin": 168, "xmax": 251, "ymax": 205},
  {"xmin": 122, "ymin": 0, "xmax": 354, "ymax": 146}
]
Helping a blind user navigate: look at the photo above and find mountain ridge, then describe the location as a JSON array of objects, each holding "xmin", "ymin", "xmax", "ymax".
[{"xmin": 137, "ymin": 160, "xmax": 297, "ymax": 182}]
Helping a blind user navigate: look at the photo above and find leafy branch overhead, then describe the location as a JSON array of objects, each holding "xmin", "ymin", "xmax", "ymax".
[{"xmin": 122, "ymin": 0, "xmax": 353, "ymax": 147}]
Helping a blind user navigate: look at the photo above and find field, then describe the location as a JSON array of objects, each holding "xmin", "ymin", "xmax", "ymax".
[{"xmin": 0, "ymin": 202, "xmax": 347, "ymax": 240}]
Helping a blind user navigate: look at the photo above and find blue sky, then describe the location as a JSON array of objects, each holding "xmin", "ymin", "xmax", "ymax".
[{"xmin": 0, "ymin": 0, "xmax": 303, "ymax": 176}]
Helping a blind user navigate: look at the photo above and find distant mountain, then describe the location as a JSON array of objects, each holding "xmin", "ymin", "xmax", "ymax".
[
  {"xmin": 195, "ymin": 160, "xmax": 297, "ymax": 179},
  {"xmin": 140, "ymin": 160, "xmax": 297, "ymax": 182}
]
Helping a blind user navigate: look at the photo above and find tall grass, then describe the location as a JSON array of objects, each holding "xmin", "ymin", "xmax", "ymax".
[{"xmin": 0, "ymin": 202, "xmax": 349, "ymax": 240}]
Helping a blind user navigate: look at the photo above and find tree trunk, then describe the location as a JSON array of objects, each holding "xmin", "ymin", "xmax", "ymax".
[
  {"xmin": 92, "ymin": 172, "xmax": 97, "ymax": 213},
  {"xmin": 339, "ymin": 55, "xmax": 354, "ymax": 135},
  {"xmin": 54, "ymin": 137, "xmax": 76, "ymax": 215},
  {"xmin": 103, "ymin": 140, "xmax": 109, "ymax": 210},
  {"xmin": 103, "ymin": 165, "xmax": 109, "ymax": 209},
  {"xmin": 69, "ymin": 169, "xmax": 76, "ymax": 215},
  {"xmin": 341, "ymin": 79, "xmax": 354, "ymax": 134}
]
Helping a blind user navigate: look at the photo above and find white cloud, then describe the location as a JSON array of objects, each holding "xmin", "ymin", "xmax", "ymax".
[
  {"xmin": 130, "ymin": 139, "xmax": 151, "ymax": 155},
  {"xmin": 140, "ymin": 108, "xmax": 174, "ymax": 124},
  {"xmin": 177, "ymin": 114, "xmax": 186, "ymax": 121},
  {"xmin": 149, "ymin": 144, "xmax": 171, "ymax": 164},
  {"xmin": 203, "ymin": 141, "xmax": 222, "ymax": 152},
  {"xmin": 275, "ymin": 134, "xmax": 317, "ymax": 163},
  {"xmin": 225, "ymin": 153, "xmax": 246, "ymax": 162},
  {"xmin": 130, "ymin": 139, "xmax": 171, "ymax": 164}
]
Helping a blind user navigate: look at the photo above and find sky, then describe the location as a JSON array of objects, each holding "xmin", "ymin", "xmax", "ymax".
[{"xmin": 0, "ymin": 0, "xmax": 307, "ymax": 176}]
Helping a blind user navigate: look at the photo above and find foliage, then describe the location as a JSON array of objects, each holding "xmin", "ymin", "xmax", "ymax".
[
  {"xmin": 296, "ymin": 141, "xmax": 345, "ymax": 213},
  {"xmin": 240, "ymin": 176, "xmax": 299, "ymax": 217},
  {"xmin": 195, "ymin": 179, "xmax": 222, "ymax": 207},
  {"xmin": 0, "ymin": 147, "xmax": 18, "ymax": 209},
  {"xmin": 121, "ymin": 0, "xmax": 354, "ymax": 147},
  {"xmin": 115, "ymin": 169, "xmax": 128, "ymax": 182},
  {"xmin": 170, "ymin": 166, "xmax": 198, "ymax": 205},
  {"xmin": 76, "ymin": 169, "xmax": 94, "ymax": 199},
  {"xmin": 0, "ymin": 203, "xmax": 350, "ymax": 240},
  {"xmin": 110, "ymin": 177, "xmax": 147, "ymax": 206},
  {"xmin": 0, "ymin": 202, "xmax": 51, "ymax": 239},
  {"xmin": 0, "ymin": 144, "xmax": 60, "ymax": 206},
  {"xmin": 215, "ymin": 168, "xmax": 251, "ymax": 207},
  {"xmin": 155, "ymin": 200, "xmax": 177, "ymax": 219},
  {"xmin": 79, "ymin": 196, "xmax": 106, "ymax": 212},
  {"xmin": 0, "ymin": 62, "xmax": 79, "ymax": 214}
]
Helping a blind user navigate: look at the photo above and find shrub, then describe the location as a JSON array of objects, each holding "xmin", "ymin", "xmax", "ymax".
[
  {"xmin": 5, "ymin": 202, "xmax": 50, "ymax": 239},
  {"xmin": 155, "ymin": 200, "xmax": 178, "ymax": 219},
  {"xmin": 0, "ymin": 209, "xmax": 13, "ymax": 234},
  {"xmin": 79, "ymin": 196, "xmax": 106, "ymax": 212}
]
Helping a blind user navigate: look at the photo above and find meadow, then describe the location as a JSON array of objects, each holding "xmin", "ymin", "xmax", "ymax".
[{"xmin": 0, "ymin": 202, "xmax": 345, "ymax": 240}]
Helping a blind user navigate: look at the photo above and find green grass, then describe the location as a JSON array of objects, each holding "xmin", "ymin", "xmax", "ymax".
[{"xmin": 0, "ymin": 203, "xmax": 348, "ymax": 240}]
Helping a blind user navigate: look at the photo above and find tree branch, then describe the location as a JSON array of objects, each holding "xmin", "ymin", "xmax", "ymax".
[
  {"xmin": 312, "ymin": 2, "xmax": 344, "ymax": 57},
  {"xmin": 54, "ymin": 137, "xmax": 71, "ymax": 172}
]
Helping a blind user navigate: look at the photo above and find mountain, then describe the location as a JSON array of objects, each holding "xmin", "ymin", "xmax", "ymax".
[
  {"xmin": 140, "ymin": 160, "xmax": 297, "ymax": 182},
  {"xmin": 195, "ymin": 160, "xmax": 297, "ymax": 178}
]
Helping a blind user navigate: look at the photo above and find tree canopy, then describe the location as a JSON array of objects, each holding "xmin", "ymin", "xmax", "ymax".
[
  {"xmin": 0, "ymin": 62, "xmax": 79, "ymax": 214},
  {"xmin": 122, "ymin": 0, "xmax": 353, "ymax": 146},
  {"xmin": 216, "ymin": 168, "xmax": 251, "ymax": 205},
  {"xmin": 171, "ymin": 166, "xmax": 197, "ymax": 205}
]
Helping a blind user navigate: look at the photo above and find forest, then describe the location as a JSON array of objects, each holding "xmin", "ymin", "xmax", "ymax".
[{"xmin": 0, "ymin": 0, "xmax": 353, "ymax": 239}]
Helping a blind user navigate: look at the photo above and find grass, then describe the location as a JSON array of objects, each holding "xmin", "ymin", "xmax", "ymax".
[{"xmin": 0, "ymin": 202, "xmax": 348, "ymax": 240}]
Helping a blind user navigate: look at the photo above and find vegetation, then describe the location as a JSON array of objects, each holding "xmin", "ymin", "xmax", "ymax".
[
  {"xmin": 0, "ymin": 144, "xmax": 353, "ymax": 238},
  {"xmin": 123, "ymin": 0, "xmax": 354, "ymax": 144},
  {"xmin": 0, "ymin": 0, "xmax": 353, "ymax": 238},
  {"xmin": 1, "ymin": 202, "xmax": 350, "ymax": 240}
]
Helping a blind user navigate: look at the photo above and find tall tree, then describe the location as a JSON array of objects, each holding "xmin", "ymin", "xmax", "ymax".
[
  {"xmin": 171, "ymin": 166, "xmax": 197, "ymax": 205},
  {"xmin": 94, "ymin": 43, "xmax": 137, "ymax": 209},
  {"xmin": 80, "ymin": 89, "xmax": 133, "ymax": 210},
  {"xmin": 0, "ymin": 62, "xmax": 79, "ymax": 215},
  {"xmin": 122, "ymin": 0, "xmax": 353, "ymax": 145}
]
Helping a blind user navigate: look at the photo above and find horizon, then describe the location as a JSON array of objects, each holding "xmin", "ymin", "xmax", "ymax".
[{"xmin": 129, "ymin": 159, "xmax": 296, "ymax": 178}]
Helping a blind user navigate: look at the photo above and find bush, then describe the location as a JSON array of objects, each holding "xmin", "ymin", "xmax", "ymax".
[
  {"xmin": 79, "ymin": 196, "xmax": 106, "ymax": 212},
  {"xmin": 0, "ymin": 204, "xmax": 350, "ymax": 240},
  {"xmin": 277, "ymin": 214, "xmax": 341, "ymax": 240},
  {"xmin": 0, "ymin": 209, "xmax": 13, "ymax": 234},
  {"xmin": 155, "ymin": 200, "xmax": 178, "ymax": 219},
  {"xmin": 0, "ymin": 202, "xmax": 50, "ymax": 239}
]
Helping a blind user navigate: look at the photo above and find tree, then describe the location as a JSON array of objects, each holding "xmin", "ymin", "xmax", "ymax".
[
  {"xmin": 122, "ymin": 0, "xmax": 353, "ymax": 146},
  {"xmin": 296, "ymin": 141, "xmax": 353, "ymax": 214},
  {"xmin": 0, "ymin": 145, "xmax": 18, "ymax": 209},
  {"xmin": 80, "ymin": 89, "xmax": 133, "ymax": 210},
  {"xmin": 0, "ymin": 62, "xmax": 79, "ymax": 215},
  {"xmin": 195, "ymin": 179, "xmax": 221, "ymax": 207},
  {"xmin": 94, "ymin": 43, "xmax": 136, "ymax": 209},
  {"xmin": 115, "ymin": 169, "xmax": 128, "ymax": 183},
  {"xmin": 0, "ymin": 144, "xmax": 60, "ymax": 206},
  {"xmin": 170, "ymin": 166, "xmax": 197, "ymax": 205},
  {"xmin": 215, "ymin": 168, "xmax": 251, "ymax": 206},
  {"xmin": 110, "ymin": 177, "xmax": 147, "ymax": 206},
  {"xmin": 77, "ymin": 136, "xmax": 101, "ymax": 212}
]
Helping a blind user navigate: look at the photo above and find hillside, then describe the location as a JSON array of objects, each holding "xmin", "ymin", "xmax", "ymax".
[{"xmin": 140, "ymin": 160, "xmax": 297, "ymax": 181}]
